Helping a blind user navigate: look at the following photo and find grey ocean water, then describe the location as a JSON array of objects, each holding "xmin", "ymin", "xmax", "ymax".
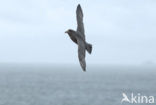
[{"xmin": 0, "ymin": 64, "xmax": 155, "ymax": 105}]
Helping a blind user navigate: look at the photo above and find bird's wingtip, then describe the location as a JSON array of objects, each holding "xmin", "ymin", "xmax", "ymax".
[
  {"xmin": 77, "ymin": 4, "xmax": 81, "ymax": 8},
  {"xmin": 83, "ymin": 69, "xmax": 86, "ymax": 72},
  {"xmin": 82, "ymin": 67, "xmax": 86, "ymax": 72}
]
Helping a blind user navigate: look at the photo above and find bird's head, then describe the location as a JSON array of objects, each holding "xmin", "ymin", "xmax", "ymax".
[{"xmin": 65, "ymin": 29, "xmax": 74, "ymax": 34}]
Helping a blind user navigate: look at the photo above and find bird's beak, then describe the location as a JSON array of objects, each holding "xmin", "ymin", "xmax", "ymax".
[{"xmin": 65, "ymin": 31, "xmax": 68, "ymax": 33}]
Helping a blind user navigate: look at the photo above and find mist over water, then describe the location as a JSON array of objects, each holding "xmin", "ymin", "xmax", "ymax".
[{"xmin": 0, "ymin": 64, "xmax": 155, "ymax": 105}]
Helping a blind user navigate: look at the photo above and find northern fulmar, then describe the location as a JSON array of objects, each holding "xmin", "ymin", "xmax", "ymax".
[{"xmin": 65, "ymin": 4, "xmax": 92, "ymax": 71}]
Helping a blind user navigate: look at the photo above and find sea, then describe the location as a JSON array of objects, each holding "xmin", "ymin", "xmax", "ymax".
[{"xmin": 0, "ymin": 64, "xmax": 155, "ymax": 105}]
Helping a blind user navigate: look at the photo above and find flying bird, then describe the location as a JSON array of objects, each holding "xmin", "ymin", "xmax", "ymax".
[{"xmin": 65, "ymin": 4, "xmax": 92, "ymax": 71}]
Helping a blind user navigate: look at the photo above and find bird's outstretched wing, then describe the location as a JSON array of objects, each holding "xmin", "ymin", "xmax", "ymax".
[
  {"xmin": 76, "ymin": 4, "xmax": 85, "ymax": 40},
  {"xmin": 77, "ymin": 39, "xmax": 86, "ymax": 71}
]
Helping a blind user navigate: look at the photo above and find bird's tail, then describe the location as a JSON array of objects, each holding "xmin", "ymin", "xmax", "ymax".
[{"xmin": 86, "ymin": 43, "xmax": 92, "ymax": 54}]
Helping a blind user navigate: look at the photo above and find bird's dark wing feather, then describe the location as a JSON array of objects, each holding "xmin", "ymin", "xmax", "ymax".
[
  {"xmin": 76, "ymin": 4, "xmax": 85, "ymax": 39},
  {"xmin": 77, "ymin": 39, "xmax": 86, "ymax": 71}
]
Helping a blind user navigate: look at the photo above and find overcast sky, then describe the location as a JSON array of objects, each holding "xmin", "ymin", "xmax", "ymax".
[{"xmin": 0, "ymin": 0, "xmax": 156, "ymax": 65}]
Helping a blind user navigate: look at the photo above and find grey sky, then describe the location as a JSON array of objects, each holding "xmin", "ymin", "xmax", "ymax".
[{"xmin": 0, "ymin": 0, "xmax": 156, "ymax": 65}]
